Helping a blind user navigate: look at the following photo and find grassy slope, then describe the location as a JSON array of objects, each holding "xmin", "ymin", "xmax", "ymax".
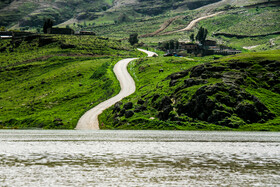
[
  {"xmin": 196, "ymin": 6, "xmax": 280, "ymax": 49},
  {"xmin": 2, "ymin": 0, "xmax": 279, "ymax": 51},
  {"xmin": 0, "ymin": 35, "xmax": 143, "ymax": 129},
  {"xmin": 0, "ymin": 0, "xmax": 113, "ymax": 28},
  {"xmin": 99, "ymin": 50, "xmax": 280, "ymax": 131},
  {"xmin": 1, "ymin": 0, "xmax": 219, "ymax": 29},
  {"xmin": 90, "ymin": 1, "xmax": 280, "ymax": 49}
]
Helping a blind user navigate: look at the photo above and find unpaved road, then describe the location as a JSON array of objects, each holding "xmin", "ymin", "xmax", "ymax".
[
  {"xmin": 161, "ymin": 11, "xmax": 223, "ymax": 35},
  {"xmin": 75, "ymin": 49, "xmax": 157, "ymax": 130},
  {"xmin": 140, "ymin": 16, "xmax": 181, "ymax": 38}
]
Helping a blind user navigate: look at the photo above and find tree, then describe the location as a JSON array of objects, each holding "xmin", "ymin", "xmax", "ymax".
[
  {"xmin": 169, "ymin": 40, "xmax": 175, "ymax": 50},
  {"xmin": 129, "ymin": 33, "xmax": 139, "ymax": 46},
  {"xmin": 102, "ymin": 6, "xmax": 107, "ymax": 11},
  {"xmin": 196, "ymin": 26, "xmax": 208, "ymax": 45},
  {"xmin": 116, "ymin": 13, "xmax": 130, "ymax": 24},
  {"xmin": 0, "ymin": 26, "xmax": 6, "ymax": 31},
  {"xmin": 43, "ymin": 18, "xmax": 53, "ymax": 34},
  {"xmin": 190, "ymin": 33, "xmax": 195, "ymax": 42},
  {"xmin": 175, "ymin": 40, "xmax": 179, "ymax": 50},
  {"xmin": 163, "ymin": 41, "xmax": 170, "ymax": 50},
  {"xmin": 224, "ymin": 5, "xmax": 232, "ymax": 10}
]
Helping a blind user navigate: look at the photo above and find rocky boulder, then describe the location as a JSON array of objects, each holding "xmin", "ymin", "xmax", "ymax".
[
  {"xmin": 137, "ymin": 99, "xmax": 145, "ymax": 105},
  {"xmin": 125, "ymin": 110, "xmax": 134, "ymax": 118},
  {"xmin": 157, "ymin": 106, "xmax": 173, "ymax": 121},
  {"xmin": 154, "ymin": 96, "xmax": 172, "ymax": 110},
  {"xmin": 235, "ymin": 103, "xmax": 260, "ymax": 123},
  {"xmin": 190, "ymin": 65, "xmax": 205, "ymax": 77},
  {"xmin": 134, "ymin": 105, "xmax": 147, "ymax": 113},
  {"xmin": 124, "ymin": 102, "xmax": 133, "ymax": 110},
  {"xmin": 113, "ymin": 102, "xmax": 122, "ymax": 113}
]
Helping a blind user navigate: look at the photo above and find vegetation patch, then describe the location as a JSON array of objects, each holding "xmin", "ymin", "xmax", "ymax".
[{"xmin": 100, "ymin": 50, "xmax": 280, "ymax": 131}]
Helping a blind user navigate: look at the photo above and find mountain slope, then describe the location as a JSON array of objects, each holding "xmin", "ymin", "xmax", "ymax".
[
  {"xmin": 0, "ymin": 0, "xmax": 113, "ymax": 28},
  {"xmin": 0, "ymin": 0, "xmax": 220, "ymax": 29}
]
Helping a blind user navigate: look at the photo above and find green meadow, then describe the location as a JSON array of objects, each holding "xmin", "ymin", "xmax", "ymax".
[{"xmin": 0, "ymin": 35, "xmax": 142, "ymax": 129}]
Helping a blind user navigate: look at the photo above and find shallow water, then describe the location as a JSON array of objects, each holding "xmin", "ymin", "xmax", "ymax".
[{"xmin": 0, "ymin": 130, "xmax": 279, "ymax": 186}]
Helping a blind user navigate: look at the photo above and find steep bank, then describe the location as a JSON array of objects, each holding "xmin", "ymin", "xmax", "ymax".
[{"xmin": 99, "ymin": 50, "xmax": 280, "ymax": 131}]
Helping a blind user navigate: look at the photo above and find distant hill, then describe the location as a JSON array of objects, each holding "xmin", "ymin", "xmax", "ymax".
[
  {"xmin": 0, "ymin": 0, "xmax": 220, "ymax": 29},
  {"xmin": 0, "ymin": 0, "xmax": 113, "ymax": 28},
  {"xmin": 1, "ymin": 0, "xmax": 279, "ymax": 50}
]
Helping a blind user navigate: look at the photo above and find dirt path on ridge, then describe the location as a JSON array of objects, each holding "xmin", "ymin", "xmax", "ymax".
[
  {"xmin": 140, "ymin": 16, "xmax": 182, "ymax": 38},
  {"xmin": 160, "ymin": 11, "xmax": 223, "ymax": 35},
  {"xmin": 75, "ymin": 49, "xmax": 157, "ymax": 130}
]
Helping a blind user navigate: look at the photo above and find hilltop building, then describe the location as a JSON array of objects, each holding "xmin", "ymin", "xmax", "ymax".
[
  {"xmin": 204, "ymin": 40, "xmax": 217, "ymax": 46},
  {"xmin": 180, "ymin": 43, "xmax": 199, "ymax": 52},
  {"xmin": 160, "ymin": 39, "xmax": 241, "ymax": 56}
]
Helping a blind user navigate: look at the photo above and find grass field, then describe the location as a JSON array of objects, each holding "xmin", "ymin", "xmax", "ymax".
[{"xmin": 0, "ymin": 35, "xmax": 143, "ymax": 129}]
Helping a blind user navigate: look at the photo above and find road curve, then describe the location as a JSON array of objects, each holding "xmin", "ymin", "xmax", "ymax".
[
  {"xmin": 75, "ymin": 49, "xmax": 157, "ymax": 130},
  {"xmin": 137, "ymin": 48, "xmax": 158, "ymax": 57}
]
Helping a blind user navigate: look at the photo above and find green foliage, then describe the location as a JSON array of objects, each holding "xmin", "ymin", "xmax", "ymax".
[
  {"xmin": 0, "ymin": 26, "xmax": 6, "ymax": 31},
  {"xmin": 43, "ymin": 18, "xmax": 53, "ymax": 34},
  {"xmin": 196, "ymin": 26, "xmax": 208, "ymax": 45},
  {"xmin": 90, "ymin": 62, "xmax": 110, "ymax": 79},
  {"xmin": 129, "ymin": 33, "xmax": 139, "ymax": 46},
  {"xmin": 161, "ymin": 40, "xmax": 179, "ymax": 51},
  {"xmin": 115, "ymin": 13, "xmax": 130, "ymax": 24},
  {"xmin": 190, "ymin": 33, "xmax": 195, "ymax": 42}
]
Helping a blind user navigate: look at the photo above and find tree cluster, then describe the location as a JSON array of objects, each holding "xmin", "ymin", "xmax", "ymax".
[
  {"xmin": 189, "ymin": 26, "xmax": 208, "ymax": 45},
  {"xmin": 115, "ymin": 13, "xmax": 130, "ymax": 24},
  {"xmin": 196, "ymin": 27, "xmax": 208, "ymax": 45},
  {"xmin": 43, "ymin": 18, "xmax": 53, "ymax": 34},
  {"xmin": 161, "ymin": 40, "xmax": 179, "ymax": 51},
  {"xmin": 129, "ymin": 33, "xmax": 139, "ymax": 46}
]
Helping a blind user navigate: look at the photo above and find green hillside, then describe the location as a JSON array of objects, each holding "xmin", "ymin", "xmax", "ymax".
[
  {"xmin": 1, "ymin": 0, "xmax": 280, "ymax": 130},
  {"xmin": 90, "ymin": 0, "xmax": 280, "ymax": 50},
  {"xmin": 0, "ymin": 0, "xmax": 219, "ymax": 29},
  {"xmin": 0, "ymin": 35, "xmax": 142, "ymax": 129},
  {"xmin": 99, "ymin": 50, "xmax": 280, "ymax": 131},
  {"xmin": 197, "ymin": 4, "xmax": 280, "ymax": 49},
  {"xmin": 1, "ymin": 0, "xmax": 279, "ymax": 50}
]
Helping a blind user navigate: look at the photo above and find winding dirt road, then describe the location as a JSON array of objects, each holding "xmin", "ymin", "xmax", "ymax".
[
  {"xmin": 75, "ymin": 49, "xmax": 157, "ymax": 130},
  {"xmin": 161, "ymin": 11, "xmax": 223, "ymax": 35}
]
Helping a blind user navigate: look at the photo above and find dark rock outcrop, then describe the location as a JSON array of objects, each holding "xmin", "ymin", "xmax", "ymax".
[
  {"xmin": 113, "ymin": 102, "xmax": 122, "ymax": 113},
  {"xmin": 134, "ymin": 105, "xmax": 147, "ymax": 113},
  {"xmin": 124, "ymin": 102, "xmax": 133, "ymax": 110},
  {"xmin": 125, "ymin": 110, "xmax": 134, "ymax": 118},
  {"xmin": 176, "ymin": 82, "xmax": 274, "ymax": 125},
  {"xmin": 157, "ymin": 106, "xmax": 173, "ymax": 121},
  {"xmin": 137, "ymin": 99, "xmax": 145, "ymax": 105}
]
